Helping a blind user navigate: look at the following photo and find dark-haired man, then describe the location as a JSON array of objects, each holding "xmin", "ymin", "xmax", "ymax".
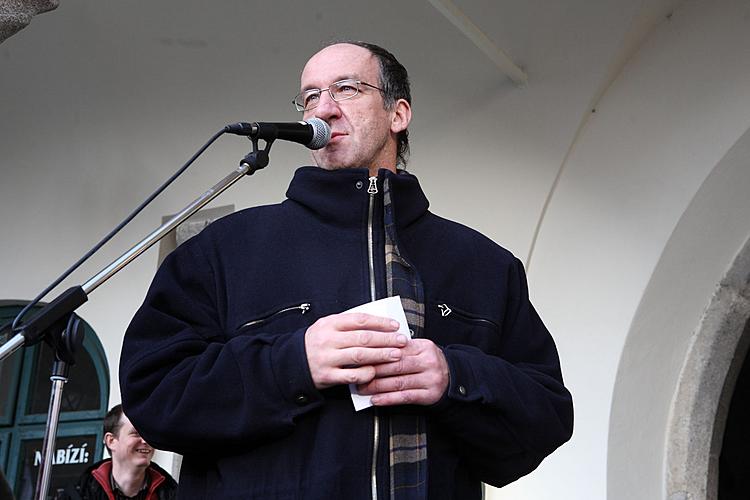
[
  {"xmin": 120, "ymin": 41, "xmax": 573, "ymax": 499},
  {"xmin": 62, "ymin": 405, "xmax": 176, "ymax": 500}
]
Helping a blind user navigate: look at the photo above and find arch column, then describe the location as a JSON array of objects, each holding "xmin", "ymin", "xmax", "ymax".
[
  {"xmin": 607, "ymin": 124, "xmax": 750, "ymax": 500},
  {"xmin": 0, "ymin": 0, "xmax": 58, "ymax": 44},
  {"xmin": 666, "ymin": 240, "xmax": 750, "ymax": 500}
]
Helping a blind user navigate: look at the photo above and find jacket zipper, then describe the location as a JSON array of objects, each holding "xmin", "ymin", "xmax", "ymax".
[
  {"xmin": 437, "ymin": 302, "xmax": 498, "ymax": 328},
  {"xmin": 238, "ymin": 303, "xmax": 310, "ymax": 329},
  {"xmin": 367, "ymin": 175, "xmax": 380, "ymax": 500},
  {"xmin": 367, "ymin": 176, "xmax": 378, "ymax": 301}
]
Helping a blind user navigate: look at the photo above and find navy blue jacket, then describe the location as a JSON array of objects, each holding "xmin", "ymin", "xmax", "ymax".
[{"xmin": 120, "ymin": 167, "xmax": 573, "ymax": 499}]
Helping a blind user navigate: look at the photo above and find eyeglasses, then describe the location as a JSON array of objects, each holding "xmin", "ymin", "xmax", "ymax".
[{"xmin": 293, "ymin": 79, "xmax": 383, "ymax": 112}]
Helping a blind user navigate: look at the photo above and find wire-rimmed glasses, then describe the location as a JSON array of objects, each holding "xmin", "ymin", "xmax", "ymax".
[{"xmin": 293, "ymin": 79, "xmax": 383, "ymax": 112}]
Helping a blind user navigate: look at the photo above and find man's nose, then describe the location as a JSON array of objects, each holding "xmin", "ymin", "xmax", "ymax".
[{"xmin": 311, "ymin": 91, "xmax": 341, "ymax": 121}]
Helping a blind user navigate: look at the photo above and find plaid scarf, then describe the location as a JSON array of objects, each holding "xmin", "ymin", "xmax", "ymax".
[{"xmin": 383, "ymin": 177, "xmax": 428, "ymax": 500}]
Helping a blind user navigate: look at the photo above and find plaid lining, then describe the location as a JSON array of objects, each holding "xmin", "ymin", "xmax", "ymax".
[{"xmin": 383, "ymin": 177, "xmax": 428, "ymax": 500}]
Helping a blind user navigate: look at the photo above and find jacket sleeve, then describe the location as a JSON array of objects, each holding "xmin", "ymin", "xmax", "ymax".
[
  {"xmin": 427, "ymin": 257, "xmax": 573, "ymax": 487},
  {"xmin": 119, "ymin": 239, "xmax": 324, "ymax": 456}
]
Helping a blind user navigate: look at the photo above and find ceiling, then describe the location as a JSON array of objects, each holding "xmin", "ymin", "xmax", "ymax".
[{"xmin": 1, "ymin": 0, "xmax": 686, "ymax": 257}]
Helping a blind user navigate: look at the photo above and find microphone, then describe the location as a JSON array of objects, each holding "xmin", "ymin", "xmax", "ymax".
[{"xmin": 224, "ymin": 118, "xmax": 331, "ymax": 150}]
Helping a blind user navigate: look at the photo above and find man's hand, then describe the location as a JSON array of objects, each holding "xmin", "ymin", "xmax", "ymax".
[
  {"xmin": 356, "ymin": 339, "xmax": 449, "ymax": 406},
  {"xmin": 305, "ymin": 313, "xmax": 409, "ymax": 389}
]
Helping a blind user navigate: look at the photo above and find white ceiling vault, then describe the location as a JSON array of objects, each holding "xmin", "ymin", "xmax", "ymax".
[
  {"xmin": 1, "ymin": 0, "xmax": 686, "ymax": 259},
  {"xmin": 426, "ymin": 0, "xmax": 528, "ymax": 85}
]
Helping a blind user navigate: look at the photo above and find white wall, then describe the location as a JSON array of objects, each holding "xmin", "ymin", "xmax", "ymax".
[
  {"xmin": 498, "ymin": 1, "xmax": 750, "ymax": 498},
  {"xmin": 612, "ymin": 124, "xmax": 750, "ymax": 500}
]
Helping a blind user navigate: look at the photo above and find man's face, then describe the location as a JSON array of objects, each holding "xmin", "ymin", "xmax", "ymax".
[
  {"xmin": 107, "ymin": 415, "xmax": 154, "ymax": 470},
  {"xmin": 300, "ymin": 44, "xmax": 405, "ymax": 173}
]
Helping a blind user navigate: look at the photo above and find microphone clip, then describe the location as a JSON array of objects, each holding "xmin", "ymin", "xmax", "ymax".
[{"xmin": 240, "ymin": 135, "xmax": 271, "ymax": 175}]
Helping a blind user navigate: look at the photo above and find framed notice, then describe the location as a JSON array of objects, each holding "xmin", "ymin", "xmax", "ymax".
[{"xmin": 7, "ymin": 422, "xmax": 104, "ymax": 500}]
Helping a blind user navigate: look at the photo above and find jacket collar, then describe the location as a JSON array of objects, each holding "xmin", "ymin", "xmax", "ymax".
[
  {"xmin": 90, "ymin": 458, "xmax": 166, "ymax": 500},
  {"xmin": 285, "ymin": 166, "xmax": 429, "ymax": 228}
]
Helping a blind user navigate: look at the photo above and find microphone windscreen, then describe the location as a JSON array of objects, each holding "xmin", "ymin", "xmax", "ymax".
[{"xmin": 306, "ymin": 118, "xmax": 331, "ymax": 150}]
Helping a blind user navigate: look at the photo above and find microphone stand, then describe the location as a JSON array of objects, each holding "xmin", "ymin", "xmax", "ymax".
[{"xmin": 0, "ymin": 138, "xmax": 271, "ymax": 499}]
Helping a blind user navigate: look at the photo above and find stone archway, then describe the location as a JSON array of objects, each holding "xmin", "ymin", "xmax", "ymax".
[
  {"xmin": 0, "ymin": 0, "xmax": 59, "ymax": 44},
  {"xmin": 667, "ymin": 238, "xmax": 750, "ymax": 500}
]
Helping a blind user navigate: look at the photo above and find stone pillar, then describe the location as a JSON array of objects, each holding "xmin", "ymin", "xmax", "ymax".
[{"xmin": 0, "ymin": 0, "xmax": 59, "ymax": 44}]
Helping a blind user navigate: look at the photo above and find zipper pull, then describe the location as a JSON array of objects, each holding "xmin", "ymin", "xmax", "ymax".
[
  {"xmin": 438, "ymin": 303, "xmax": 452, "ymax": 317},
  {"xmin": 367, "ymin": 176, "xmax": 378, "ymax": 194}
]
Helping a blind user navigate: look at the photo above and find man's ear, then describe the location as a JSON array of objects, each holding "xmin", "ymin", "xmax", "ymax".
[
  {"xmin": 390, "ymin": 98, "xmax": 412, "ymax": 134},
  {"xmin": 104, "ymin": 432, "xmax": 116, "ymax": 451}
]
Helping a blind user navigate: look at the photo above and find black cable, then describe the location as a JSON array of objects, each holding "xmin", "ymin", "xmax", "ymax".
[{"xmin": 7, "ymin": 128, "xmax": 227, "ymax": 335}]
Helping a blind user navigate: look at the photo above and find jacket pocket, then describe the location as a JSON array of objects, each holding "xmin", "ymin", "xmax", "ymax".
[
  {"xmin": 239, "ymin": 302, "xmax": 312, "ymax": 329},
  {"xmin": 234, "ymin": 301, "xmax": 314, "ymax": 335},
  {"xmin": 426, "ymin": 301, "xmax": 500, "ymax": 353},
  {"xmin": 232, "ymin": 299, "xmax": 349, "ymax": 337}
]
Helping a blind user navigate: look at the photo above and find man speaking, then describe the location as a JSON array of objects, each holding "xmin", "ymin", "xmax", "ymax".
[{"xmin": 120, "ymin": 41, "xmax": 573, "ymax": 499}]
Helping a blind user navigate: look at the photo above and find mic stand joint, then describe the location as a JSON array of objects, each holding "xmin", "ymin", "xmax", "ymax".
[{"xmin": 241, "ymin": 137, "xmax": 272, "ymax": 175}]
